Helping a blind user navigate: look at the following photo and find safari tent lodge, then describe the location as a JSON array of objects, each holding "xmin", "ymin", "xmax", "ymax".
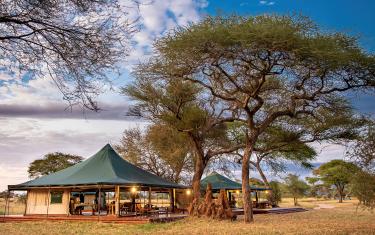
[
  {"xmin": 200, "ymin": 172, "xmax": 272, "ymax": 209},
  {"xmin": 7, "ymin": 144, "xmax": 191, "ymax": 217}
]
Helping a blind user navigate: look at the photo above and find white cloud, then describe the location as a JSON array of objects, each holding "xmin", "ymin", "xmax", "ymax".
[
  {"xmin": 259, "ymin": 1, "xmax": 275, "ymax": 6},
  {"xmin": 0, "ymin": 117, "xmax": 147, "ymax": 191},
  {"xmin": 0, "ymin": 0, "xmax": 209, "ymax": 191},
  {"xmin": 126, "ymin": 0, "xmax": 208, "ymax": 68}
]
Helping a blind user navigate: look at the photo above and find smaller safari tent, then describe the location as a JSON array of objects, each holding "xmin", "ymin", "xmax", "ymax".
[
  {"xmin": 200, "ymin": 172, "xmax": 271, "ymax": 208},
  {"xmin": 8, "ymin": 144, "xmax": 189, "ymax": 216}
]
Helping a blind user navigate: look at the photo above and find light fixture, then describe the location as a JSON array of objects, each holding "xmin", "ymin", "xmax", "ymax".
[
  {"xmin": 236, "ymin": 190, "xmax": 240, "ymax": 194},
  {"xmin": 131, "ymin": 187, "xmax": 137, "ymax": 193},
  {"xmin": 265, "ymin": 190, "xmax": 269, "ymax": 194},
  {"xmin": 186, "ymin": 189, "xmax": 191, "ymax": 195}
]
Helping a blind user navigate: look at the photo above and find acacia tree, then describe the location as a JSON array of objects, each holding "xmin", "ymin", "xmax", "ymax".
[
  {"xmin": 248, "ymin": 111, "xmax": 363, "ymax": 186},
  {"xmin": 28, "ymin": 152, "xmax": 83, "ymax": 178},
  {"xmin": 124, "ymin": 78, "xmax": 242, "ymax": 210},
  {"xmin": 267, "ymin": 181, "xmax": 282, "ymax": 207},
  {"xmin": 351, "ymin": 170, "xmax": 375, "ymax": 210},
  {"xmin": 0, "ymin": 0, "xmax": 136, "ymax": 110},
  {"xmin": 284, "ymin": 174, "xmax": 309, "ymax": 206},
  {"xmin": 306, "ymin": 176, "xmax": 321, "ymax": 198},
  {"xmin": 347, "ymin": 122, "xmax": 375, "ymax": 172},
  {"xmin": 313, "ymin": 159, "xmax": 360, "ymax": 203},
  {"xmin": 115, "ymin": 124, "xmax": 193, "ymax": 183},
  {"xmin": 145, "ymin": 15, "xmax": 375, "ymax": 222},
  {"xmin": 229, "ymin": 123, "xmax": 317, "ymax": 186}
]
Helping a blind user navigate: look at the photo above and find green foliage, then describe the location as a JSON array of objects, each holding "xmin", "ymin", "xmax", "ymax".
[
  {"xmin": 305, "ymin": 176, "xmax": 322, "ymax": 198},
  {"xmin": 306, "ymin": 177, "xmax": 319, "ymax": 185},
  {"xmin": 267, "ymin": 181, "xmax": 282, "ymax": 207},
  {"xmin": 257, "ymin": 124, "xmax": 317, "ymax": 170},
  {"xmin": 351, "ymin": 171, "xmax": 375, "ymax": 210},
  {"xmin": 28, "ymin": 152, "xmax": 83, "ymax": 178},
  {"xmin": 249, "ymin": 178, "xmax": 266, "ymax": 187},
  {"xmin": 125, "ymin": 14, "xmax": 375, "ymax": 221},
  {"xmin": 115, "ymin": 124, "xmax": 193, "ymax": 183},
  {"xmin": 314, "ymin": 160, "xmax": 360, "ymax": 202},
  {"xmin": 284, "ymin": 174, "xmax": 310, "ymax": 206},
  {"xmin": 347, "ymin": 121, "xmax": 375, "ymax": 171}
]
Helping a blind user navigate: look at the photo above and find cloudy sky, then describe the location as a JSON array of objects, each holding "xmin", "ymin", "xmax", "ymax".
[{"xmin": 1, "ymin": 0, "xmax": 375, "ymax": 191}]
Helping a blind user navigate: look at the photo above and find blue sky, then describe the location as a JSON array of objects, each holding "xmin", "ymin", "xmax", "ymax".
[
  {"xmin": 0, "ymin": 0, "xmax": 374, "ymax": 190},
  {"xmin": 207, "ymin": 0, "xmax": 375, "ymax": 52},
  {"xmin": 207, "ymin": 0, "xmax": 375, "ymax": 116}
]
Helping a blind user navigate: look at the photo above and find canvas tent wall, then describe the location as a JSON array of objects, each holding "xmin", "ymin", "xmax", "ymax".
[{"xmin": 26, "ymin": 189, "xmax": 70, "ymax": 215}]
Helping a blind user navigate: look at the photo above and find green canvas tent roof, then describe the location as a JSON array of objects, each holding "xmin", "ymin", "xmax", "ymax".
[
  {"xmin": 200, "ymin": 172, "xmax": 270, "ymax": 191},
  {"xmin": 9, "ymin": 144, "xmax": 186, "ymax": 190}
]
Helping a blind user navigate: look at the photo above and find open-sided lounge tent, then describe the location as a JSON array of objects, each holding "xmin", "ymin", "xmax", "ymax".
[
  {"xmin": 200, "ymin": 172, "xmax": 271, "ymax": 208},
  {"xmin": 8, "ymin": 144, "xmax": 188, "ymax": 216},
  {"xmin": 201, "ymin": 172, "xmax": 271, "ymax": 191}
]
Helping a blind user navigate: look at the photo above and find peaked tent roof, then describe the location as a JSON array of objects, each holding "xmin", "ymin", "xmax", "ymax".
[
  {"xmin": 200, "ymin": 172, "xmax": 270, "ymax": 191},
  {"xmin": 9, "ymin": 144, "xmax": 186, "ymax": 190}
]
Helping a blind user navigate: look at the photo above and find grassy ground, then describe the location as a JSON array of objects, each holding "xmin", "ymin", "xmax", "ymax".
[
  {"xmin": 0, "ymin": 199, "xmax": 25, "ymax": 215},
  {"xmin": 1, "ymin": 199, "xmax": 374, "ymax": 235},
  {"xmin": 278, "ymin": 197, "xmax": 347, "ymax": 209}
]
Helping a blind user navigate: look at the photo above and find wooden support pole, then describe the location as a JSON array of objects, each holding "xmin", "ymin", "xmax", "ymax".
[
  {"xmin": 98, "ymin": 186, "xmax": 101, "ymax": 221},
  {"xmin": 7, "ymin": 190, "xmax": 11, "ymax": 216},
  {"xmin": 148, "ymin": 187, "xmax": 152, "ymax": 209},
  {"xmin": 3, "ymin": 191, "xmax": 9, "ymax": 221},
  {"xmin": 46, "ymin": 187, "xmax": 50, "ymax": 218},
  {"xmin": 24, "ymin": 190, "xmax": 29, "ymax": 216},
  {"xmin": 67, "ymin": 189, "xmax": 70, "ymax": 216},
  {"xmin": 169, "ymin": 189, "xmax": 174, "ymax": 212},
  {"xmin": 107, "ymin": 190, "xmax": 110, "ymax": 215},
  {"xmin": 173, "ymin": 189, "xmax": 176, "ymax": 212},
  {"xmin": 115, "ymin": 186, "xmax": 120, "ymax": 217}
]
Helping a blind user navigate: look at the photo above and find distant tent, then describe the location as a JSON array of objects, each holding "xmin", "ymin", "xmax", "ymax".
[
  {"xmin": 9, "ymin": 144, "xmax": 185, "ymax": 190},
  {"xmin": 200, "ymin": 172, "xmax": 270, "ymax": 191}
]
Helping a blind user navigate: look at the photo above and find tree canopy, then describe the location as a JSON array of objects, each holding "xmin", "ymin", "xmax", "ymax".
[
  {"xmin": 124, "ymin": 75, "xmax": 242, "ymax": 206},
  {"xmin": 125, "ymin": 14, "xmax": 375, "ymax": 222},
  {"xmin": 115, "ymin": 124, "xmax": 193, "ymax": 184},
  {"xmin": 28, "ymin": 152, "xmax": 83, "ymax": 178},
  {"xmin": 284, "ymin": 174, "xmax": 309, "ymax": 206},
  {"xmin": 0, "ymin": 0, "xmax": 136, "ymax": 110},
  {"xmin": 347, "ymin": 122, "xmax": 375, "ymax": 172},
  {"xmin": 267, "ymin": 181, "xmax": 282, "ymax": 207},
  {"xmin": 313, "ymin": 159, "xmax": 360, "ymax": 203},
  {"xmin": 351, "ymin": 170, "xmax": 375, "ymax": 210}
]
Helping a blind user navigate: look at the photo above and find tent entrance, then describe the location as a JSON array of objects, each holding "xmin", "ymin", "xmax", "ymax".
[{"xmin": 68, "ymin": 186, "xmax": 175, "ymax": 217}]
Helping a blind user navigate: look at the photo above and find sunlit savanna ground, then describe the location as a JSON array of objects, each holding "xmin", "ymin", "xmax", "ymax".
[{"xmin": 1, "ymin": 198, "xmax": 374, "ymax": 235}]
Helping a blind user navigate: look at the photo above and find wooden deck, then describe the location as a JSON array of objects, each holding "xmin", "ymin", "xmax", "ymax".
[
  {"xmin": 1, "ymin": 214, "xmax": 188, "ymax": 224},
  {"xmin": 232, "ymin": 207, "xmax": 308, "ymax": 216},
  {"xmin": 1, "ymin": 208, "xmax": 306, "ymax": 224}
]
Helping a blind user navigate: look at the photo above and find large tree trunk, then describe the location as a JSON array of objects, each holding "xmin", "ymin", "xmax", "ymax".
[
  {"xmin": 242, "ymin": 144, "xmax": 253, "ymax": 223},
  {"xmin": 192, "ymin": 155, "xmax": 205, "ymax": 200},
  {"xmin": 337, "ymin": 185, "xmax": 344, "ymax": 203},
  {"xmin": 188, "ymin": 145, "xmax": 206, "ymax": 216},
  {"xmin": 338, "ymin": 188, "xmax": 343, "ymax": 203},
  {"xmin": 256, "ymin": 161, "xmax": 269, "ymax": 187}
]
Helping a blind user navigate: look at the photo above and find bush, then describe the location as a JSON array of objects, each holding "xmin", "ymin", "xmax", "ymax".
[
  {"xmin": 267, "ymin": 181, "xmax": 282, "ymax": 207},
  {"xmin": 351, "ymin": 171, "xmax": 375, "ymax": 210}
]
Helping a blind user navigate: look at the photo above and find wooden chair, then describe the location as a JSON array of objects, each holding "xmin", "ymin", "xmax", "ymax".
[{"xmin": 120, "ymin": 204, "xmax": 130, "ymax": 216}]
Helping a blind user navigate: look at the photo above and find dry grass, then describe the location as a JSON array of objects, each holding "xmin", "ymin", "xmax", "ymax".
[
  {"xmin": 0, "ymin": 199, "xmax": 25, "ymax": 215},
  {"xmin": 0, "ymin": 199, "xmax": 374, "ymax": 235},
  {"xmin": 278, "ymin": 197, "xmax": 348, "ymax": 209}
]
